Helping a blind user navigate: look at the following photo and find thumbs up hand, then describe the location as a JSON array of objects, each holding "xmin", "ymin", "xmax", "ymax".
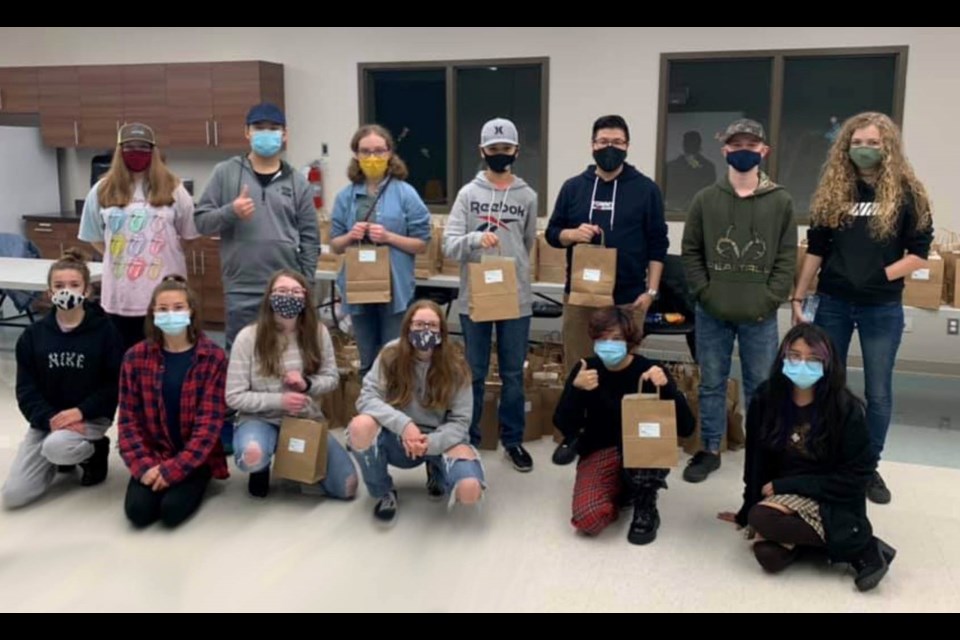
[
  {"xmin": 573, "ymin": 359, "xmax": 600, "ymax": 391},
  {"xmin": 233, "ymin": 184, "xmax": 255, "ymax": 220}
]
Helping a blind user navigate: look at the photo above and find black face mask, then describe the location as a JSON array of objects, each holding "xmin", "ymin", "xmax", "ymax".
[
  {"xmin": 593, "ymin": 146, "xmax": 627, "ymax": 172},
  {"xmin": 483, "ymin": 152, "xmax": 517, "ymax": 173}
]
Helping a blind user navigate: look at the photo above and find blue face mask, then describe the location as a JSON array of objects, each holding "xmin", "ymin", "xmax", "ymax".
[
  {"xmin": 782, "ymin": 360, "xmax": 824, "ymax": 390},
  {"xmin": 154, "ymin": 311, "xmax": 191, "ymax": 336},
  {"xmin": 251, "ymin": 130, "xmax": 283, "ymax": 157},
  {"xmin": 726, "ymin": 149, "xmax": 762, "ymax": 173},
  {"xmin": 594, "ymin": 340, "xmax": 628, "ymax": 368}
]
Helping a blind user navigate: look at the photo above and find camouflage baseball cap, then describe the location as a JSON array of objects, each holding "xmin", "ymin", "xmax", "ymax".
[{"xmin": 721, "ymin": 118, "xmax": 766, "ymax": 144}]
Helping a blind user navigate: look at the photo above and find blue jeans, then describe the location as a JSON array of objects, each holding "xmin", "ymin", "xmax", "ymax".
[
  {"xmin": 815, "ymin": 293, "xmax": 904, "ymax": 460},
  {"xmin": 349, "ymin": 429, "xmax": 485, "ymax": 500},
  {"xmin": 233, "ymin": 419, "xmax": 358, "ymax": 500},
  {"xmin": 351, "ymin": 304, "xmax": 405, "ymax": 377},
  {"xmin": 460, "ymin": 314, "xmax": 531, "ymax": 448},
  {"xmin": 695, "ymin": 305, "xmax": 779, "ymax": 452}
]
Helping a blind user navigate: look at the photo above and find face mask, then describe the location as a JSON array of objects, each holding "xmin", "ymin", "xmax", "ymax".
[
  {"xmin": 782, "ymin": 360, "xmax": 824, "ymax": 390},
  {"xmin": 51, "ymin": 288, "xmax": 85, "ymax": 311},
  {"xmin": 483, "ymin": 152, "xmax": 516, "ymax": 173},
  {"xmin": 153, "ymin": 311, "xmax": 191, "ymax": 336},
  {"xmin": 251, "ymin": 130, "xmax": 283, "ymax": 157},
  {"xmin": 121, "ymin": 149, "xmax": 152, "ymax": 173},
  {"xmin": 270, "ymin": 294, "xmax": 306, "ymax": 319},
  {"xmin": 849, "ymin": 147, "xmax": 882, "ymax": 170},
  {"xmin": 358, "ymin": 156, "xmax": 389, "ymax": 180},
  {"xmin": 409, "ymin": 329, "xmax": 442, "ymax": 352},
  {"xmin": 593, "ymin": 146, "xmax": 627, "ymax": 173},
  {"xmin": 594, "ymin": 339, "xmax": 628, "ymax": 368},
  {"xmin": 726, "ymin": 149, "xmax": 763, "ymax": 173}
]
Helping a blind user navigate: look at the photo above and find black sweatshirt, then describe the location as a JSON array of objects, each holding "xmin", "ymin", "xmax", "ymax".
[
  {"xmin": 553, "ymin": 355, "xmax": 694, "ymax": 458},
  {"xmin": 807, "ymin": 181, "xmax": 934, "ymax": 305},
  {"xmin": 16, "ymin": 306, "xmax": 124, "ymax": 431}
]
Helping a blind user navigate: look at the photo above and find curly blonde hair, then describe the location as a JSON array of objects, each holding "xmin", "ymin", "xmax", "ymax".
[{"xmin": 810, "ymin": 112, "xmax": 932, "ymax": 240}]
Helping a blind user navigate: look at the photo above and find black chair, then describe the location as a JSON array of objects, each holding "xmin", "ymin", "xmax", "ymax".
[{"xmin": 415, "ymin": 285, "xmax": 457, "ymax": 319}]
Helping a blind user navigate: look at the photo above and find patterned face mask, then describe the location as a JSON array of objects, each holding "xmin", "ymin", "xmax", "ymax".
[
  {"xmin": 270, "ymin": 294, "xmax": 306, "ymax": 319},
  {"xmin": 51, "ymin": 288, "xmax": 85, "ymax": 311},
  {"xmin": 409, "ymin": 329, "xmax": 442, "ymax": 352}
]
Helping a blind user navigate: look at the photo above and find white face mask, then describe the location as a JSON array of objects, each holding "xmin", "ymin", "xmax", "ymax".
[{"xmin": 51, "ymin": 288, "xmax": 85, "ymax": 311}]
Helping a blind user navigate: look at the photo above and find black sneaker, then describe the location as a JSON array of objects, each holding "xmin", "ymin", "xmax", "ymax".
[
  {"xmin": 505, "ymin": 445, "xmax": 534, "ymax": 473},
  {"xmin": 682, "ymin": 451, "xmax": 721, "ymax": 483},
  {"xmin": 57, "ymin": 465, "xmax": 77, "ymax": 474},
  {"xmin": 852, "ymin": 537, "xmax": 895, "ymax": 592},
  {"xmin": 551, "ymin": 437, "xmax": 579, "ymax": 466},
  {"xmin": 426, "ymin": 463, "xmax": 444, "ymax": 501},
  {"xmin": 80, "ymin": 436, "xmax": 110, "ymax": 487},
  {"xmin": 867, "ymin": 471, "xmax": 892, "ymax": 505},
  {"xmin": 374, "ymin": 490, "xmax": 399, "ymax": 527},
  {"xmin": 627, "ymin": 489, "xmax": 661, "ymax": 546},
  {"xmin": 248, "ymin": 468, "xmax": 270, "ymax": 498}
]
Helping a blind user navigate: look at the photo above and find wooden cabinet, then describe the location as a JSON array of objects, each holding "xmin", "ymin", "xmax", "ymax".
[
  {"xmin": 185, "ymin": 237, "xmax": 224, "ymax": 329},
  {"xmin": 0, "ymin": 61, "xmax": 283, "ymax": 150},
  {"xmin": 23, "ymin": 218, "xmax": 86, "ymax": 260},
  {"xmin": 0, "ymin": 67, "xmax": 39, "ymax": 114}
]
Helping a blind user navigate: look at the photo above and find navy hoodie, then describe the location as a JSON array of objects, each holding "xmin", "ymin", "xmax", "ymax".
[
  {"xmin": 16, "ymin": 305, "xmax": 124, "ymax": 432},
  {"xmin": 546, "ymin": 163, "xmax": 669, "ymax": 305}
]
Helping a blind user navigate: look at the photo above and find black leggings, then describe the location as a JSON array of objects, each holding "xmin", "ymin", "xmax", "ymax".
[
  {"xmin": 125, "ymin": 467, "xmax": 212, "ymax": 529},
  {"xmin": 748, "ymin": 504, "xmax": 824, "ymax": 573}
]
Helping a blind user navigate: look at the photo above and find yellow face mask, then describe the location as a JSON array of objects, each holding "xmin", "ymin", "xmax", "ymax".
[{"xmin": 358, "ymin": 156, "xmax": 389, "ymax": 180}]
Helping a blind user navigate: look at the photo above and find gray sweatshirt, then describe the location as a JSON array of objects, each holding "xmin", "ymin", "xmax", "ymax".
[
  {"xmin": 225, "ymin": 323, "xmax": 338, "ymax": 424},
  {"xmin": 195, "ymin": 156, "xmax": 319, "ymax": 294},
  {"xmin": 443, "ymin": 172, "xmax": 538, "ymax": 317},
  {"xmin": 357, "ymin": 339, "xmax": 472, "ymax": 456}
]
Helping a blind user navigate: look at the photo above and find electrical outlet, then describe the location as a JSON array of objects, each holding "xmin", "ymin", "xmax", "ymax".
[{"xmin": 948, "ymin": 318, "xmax": 960, "ymax": 336}]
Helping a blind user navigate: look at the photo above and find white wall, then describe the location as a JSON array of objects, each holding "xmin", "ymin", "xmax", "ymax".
[{"xmin": 0, "ymin": 126, "xmax": 59, "ymax": 232}]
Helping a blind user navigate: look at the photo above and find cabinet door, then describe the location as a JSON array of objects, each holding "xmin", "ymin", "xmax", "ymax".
[
  {"xmin": 165, "ymin": 63, "xmax": 213, "ymax": 149},
  {"xmin": 124, "ymin": 64, "xmax": 167, "ymax": 147},
  {"xmin": 212, "ymin": 62, "xmax": 284, "ymax": 150},
  {"xmin": 79, "ymin": 65, "xmax": 125, "ymax": 149},
  {"xmin": 0, "ymin": 67, "xmax": 39, "ymax": 114},
  {"xmin": 38, "ymin": 67, "xmax": 80, "ymax": 147}
]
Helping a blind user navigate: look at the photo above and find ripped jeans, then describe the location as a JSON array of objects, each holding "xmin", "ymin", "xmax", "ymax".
[{"xmin": 349, "ymin": 428, "xmax": 485, "ymax": 500}]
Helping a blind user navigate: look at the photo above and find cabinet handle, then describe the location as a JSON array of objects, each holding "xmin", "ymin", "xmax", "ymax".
[
  {"xmin": 74, "ymin": 121, "xmax": 79, "ymax": 145},
  {"xmin": 0, "ymin": 88, "xmax": 4, "ymax": 111},
  {"xmin": 33, "ymin": 227, "xmax": 53, "ymax": 233},
  {"xmin": 192, "ymin": 250, "xmax": 197, "ymax": 275},
  {"xmin": 201, "ymin": 251, "xmax": 206, "ymax": 275},
  {"xmin": 205, "ymin": 121, "xmax": 211, "ymax": 146},
  {"xmin": 213, "ymin": 121, "xmax": 219, "ymax": 147}
]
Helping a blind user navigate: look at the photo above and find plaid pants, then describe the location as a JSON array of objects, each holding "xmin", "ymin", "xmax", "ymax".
[{"xmin": 571, "ymin": 447, "xmax": 668, "ymax": 536}]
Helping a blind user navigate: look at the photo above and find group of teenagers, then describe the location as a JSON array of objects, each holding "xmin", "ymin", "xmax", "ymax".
[{"xmin": 3, "ymin": 101, "xmax": 933, "ymax": 594}]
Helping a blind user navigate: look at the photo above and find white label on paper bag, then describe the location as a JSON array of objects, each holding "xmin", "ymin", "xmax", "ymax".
[
  {"xmin": 484, "ymin": 269, "xmax": 504, "ymax": 284},
  {"xmin": 525, "ymin": 401, "xmax": 532, "ymax": 412},
  {"xmin": 911, "ymin": 269, "xmax": 931, "ymax": 281},
  {"xmin": 288, "ymin": 438, "xmax": 306, "ymax": 454},
  {"xmin": 359, "ymin": 250, "xmax": 377, "ymax": 263},
  {"xmin": 638, "ymin": 423, "xmax": 661, "ymax": 438},
  {"xmin": 583, "ymin": 269, "xmax": 602, "ymax": 282}
]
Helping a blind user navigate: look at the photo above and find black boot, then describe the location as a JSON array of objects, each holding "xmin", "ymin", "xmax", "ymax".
[
  {"xmin": 248, "ymin": 468, "xmax": 270, "ymax": 498},
  {"xmin": 627, "ymin": 487, "xmax": 661, "ymax": 546},
  {"xmin": 852, "ymin": 537, "xmax": 895, "ymax": 592},
  {"xmin": 80, "ymin": 436, "xmax": 110, "ymax": 487}
]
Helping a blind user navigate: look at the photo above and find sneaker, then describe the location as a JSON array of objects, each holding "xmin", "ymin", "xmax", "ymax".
[
  {"xmin": 682, "ymin": 451, "xmax": 721, "ymax": 483},
  {"xmin": 627, "ymin": 489, "xmax": 660, "ymax": 546},
  {"xmin": 505, "ymin": 445, "xmax": 534, "ymax": 473},
  {"xmin": 57, "ymin": 465, "xmax": 77, "ymax": 474},
  {"xmin": 374, "ymin": 490, "xmax": 399, "ymax": 527},
  {"xmin": 867, "ymin": 471, "xmax": 891, "ymax": 505},
  {"xmin": 551, "ymin": 436, "xmax": 579, "ymax": 466},
  {"xmin": 248, "ymin": 468, "xmax": 270, "ymax": 498},
  {"xmin": 852, "ymin": 537, "xmax": 895, "ymax": 592},
  {"xmin": 426, "ymin": 463, "xmax": 444, "ymax": 501},
  {"xmin": 80, "ymin": 436, "xmax": 110, "ymax": 487}
]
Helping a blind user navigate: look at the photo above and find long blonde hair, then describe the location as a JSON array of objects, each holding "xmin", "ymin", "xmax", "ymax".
[
  {"xmin": 97, "ymin": 145, "xmax": 179, "ymax": 208},
  {"xmin": 381, "ymin": 300, "xmax": 469, "ymax": 411},
  {"xmin": 810, "ymin": 112, "xmax": 932, "ymax": 240}
]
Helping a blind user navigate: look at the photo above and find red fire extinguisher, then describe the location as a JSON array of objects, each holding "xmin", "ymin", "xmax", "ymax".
[{"xmin": 307, "ymin": 160, "xmax": 324, "ymax": 210}]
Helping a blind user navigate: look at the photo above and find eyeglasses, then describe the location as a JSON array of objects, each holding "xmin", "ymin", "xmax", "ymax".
[
  {"xmin": 411, "ymin": 321, "xmax": 441, "ymax": 331},
  {"xmin": 272, "ymin": 287, "xmax": 307, "ymax": 297},
  {"xmin": 786, "ymin": 355, "xmax": 824, "ymax": 365},
  {"xmin": 357, "ymin": 148, "xmax": 390, "ymax": 158},
  {"xmin": 593, "ymin": 138, "xmax": 628, "ymax": 149}
]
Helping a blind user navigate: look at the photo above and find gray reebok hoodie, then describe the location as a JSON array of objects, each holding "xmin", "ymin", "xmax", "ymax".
[{"xmin": 443, "ymin": 172, "xmax": 538, "ymax": 317}]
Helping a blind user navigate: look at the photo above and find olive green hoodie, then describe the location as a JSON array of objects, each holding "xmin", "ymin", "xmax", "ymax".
[{"xmin": 681, "ymin": 173, "xmax": 796, "ymax": 323}]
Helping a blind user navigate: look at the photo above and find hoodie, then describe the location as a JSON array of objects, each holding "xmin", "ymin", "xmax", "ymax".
[
  {"xmin": 682, "ymin": 173, "xmax": 796, "ymax": 323},
  {"xmin": 443, "ymin": 172, "xmax": 538, "ymax": 317},
  {"xmin": 194, "ymin": 156, "xmax": 319, "ymax": 294},
  {"xmin": 16, "ymin": 306, "xmax": 123, "ymax": 432},
  {"xmin": 545, "ymin": 164, "xmax": 669, "ymax": 305}
]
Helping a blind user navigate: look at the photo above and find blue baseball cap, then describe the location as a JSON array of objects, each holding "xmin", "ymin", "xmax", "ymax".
[{"xmin": 246, "ymin": 103, "xmax": 286, "ymax": 126}]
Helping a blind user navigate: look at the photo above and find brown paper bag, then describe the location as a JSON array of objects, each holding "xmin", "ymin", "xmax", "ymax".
[
  {"xmin": 726, "ymin": 378, "xmax": 746, "ymax": 450},
  {"xmin": 568, "ymin": 234, "xmax": 616, "ymax": 307},
  {"xmin": 621, "ymin": 389, "xmax": 678, "ymax": 469},
  {"xmin": 344, "ymin": 244, "xmax": 392, "ymax": 304},
  {"xmin": 415, "ymin": 223, "xmax": 441, "ymax": 278},
  {"xmin": 536, "ymin": 235, "xmax": 567, "ymax": 283},
  {"xmin": 539, "ymin": 382, "xmax": 565, "ymax": 438},
  {"xmin": 478, "ymin": 383, "xmax": 502, "ymax": 451},
  {"xmin": 274, "ymin": 417, "xmax": 328, "ymax": 484},
  {"xmin": 468, "ymin": 256, "xmax": 521, "ymax": 322},
  {"xmin": 903, "ymin": 253, "xmax": 944, "ymax": 310}
]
